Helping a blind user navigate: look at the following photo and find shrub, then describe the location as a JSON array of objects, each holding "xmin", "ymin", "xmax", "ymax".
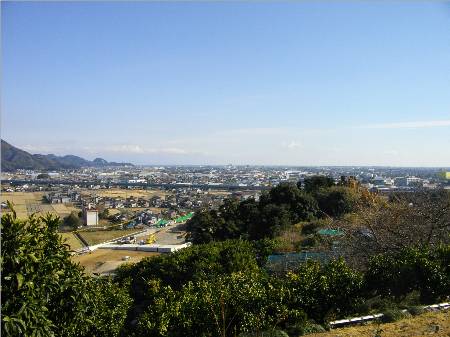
[
  {"xmin": 1, "ymin": 209, "xmax": 131, "ymax": 337},
  {"xmin": 365, "ymin": 246, "xmax": 450, "ymax": 303},
  {"xmin": 407, "ymin": 306, "xmax": 425, "ymax": 316},
  {"xmin": 294, "ymin": 322, "xmax": 326, "ymax": 335},
  {"xmin": 240, "ymin": 330, "xmax": 289, "ymax": 337},
  {"xmin": 380, "ymin": 309, "xmax": 410, "ymax": 323}
]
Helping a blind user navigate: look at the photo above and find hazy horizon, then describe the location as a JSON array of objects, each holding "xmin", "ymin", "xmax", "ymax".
[{"xmin": 2, "ymin": 2, "xmax": 450, "ymax": 166}]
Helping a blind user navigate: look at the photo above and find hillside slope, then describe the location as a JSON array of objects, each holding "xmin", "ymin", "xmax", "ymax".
[
  {"xmin": 307, "ymin": 310, "xmax": 449, "ymax": 337},
  {"xmin": 1, "ymin": 140, "xmax": 133, "ymax": 171}
]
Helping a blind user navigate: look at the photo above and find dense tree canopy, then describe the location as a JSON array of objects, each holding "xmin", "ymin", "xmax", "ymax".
[
  {"xmin": 300, "ymin": 176, "xmax": 334, "ymax": 193},
  {"xmin": 187, "ymin": 183, "xmax": 320, "ymax": 244},
  {"xmin": 1, "ymin": 207, "xmax": 131, "ymax": 337},
  {"xmin": 314, "ymin": 186, "xmax": 358, "ymax": 218}
]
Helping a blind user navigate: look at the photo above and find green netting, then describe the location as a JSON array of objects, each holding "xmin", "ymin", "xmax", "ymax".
[
  {"xmin": 317, "ymin": 229, "xmax": 344, "ymax": 236},
  {"xmin": 175, "ymin": 212, "xmax": 194, "ymax": 223}
]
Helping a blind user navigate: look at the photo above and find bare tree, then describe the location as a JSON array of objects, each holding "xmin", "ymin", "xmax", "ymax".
[{"xmin": 336, "ymin": 189, "xmax": 450, "ymax": 268}]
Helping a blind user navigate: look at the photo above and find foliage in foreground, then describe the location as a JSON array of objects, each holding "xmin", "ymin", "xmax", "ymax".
[
  {"xmin": 116, "ymin": 240, "xmax": 449, "ymax": 337},
  {"xmin": 1, "ymin": 207, "xmax": 132, "ymax": 337}
]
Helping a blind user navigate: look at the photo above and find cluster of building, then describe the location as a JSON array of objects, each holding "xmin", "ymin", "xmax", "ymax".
[{"xmin": 3, "ymin": 166, "xmax": 449, "ymax": 190}]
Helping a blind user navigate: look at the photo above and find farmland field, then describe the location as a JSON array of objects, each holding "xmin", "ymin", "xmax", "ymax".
[
  {"xmin": 1, "ymin": 192, "xmax": 79, "ymax": 219},
  {"xmin": 72, "ymin": 249, "xmax": 159, "ymax": 274},
  {"xmin": 81, "ymin": 188, "xmax": 170, "ymax": 199},
  {"xmin": 77, "ymin": 228, "xmax": 143, "ymax": 246}
]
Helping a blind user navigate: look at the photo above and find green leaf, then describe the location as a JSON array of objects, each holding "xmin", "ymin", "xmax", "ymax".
[{"xmin": 16, "ymin": 273, "xmax": 24, "ymax": 289}]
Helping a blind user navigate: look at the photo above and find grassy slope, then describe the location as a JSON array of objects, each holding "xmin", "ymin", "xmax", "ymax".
[
  {"xmin": 59, "ymin": 232, "xmax": 84, "ymax": 250},
  {"xmin": 306, "ymin": 310, "xmax": 449, "ymax": 337}
]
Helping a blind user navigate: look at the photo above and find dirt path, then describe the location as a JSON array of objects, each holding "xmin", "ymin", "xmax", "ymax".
[{"xmin": 72, "ymin": 249, "xmax": 158, "ymax": 274}]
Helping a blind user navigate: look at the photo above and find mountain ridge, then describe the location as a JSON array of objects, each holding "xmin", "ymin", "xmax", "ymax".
[{"xmin": 1, "ymin": 140, "xmax": 133, "ymax": 171}]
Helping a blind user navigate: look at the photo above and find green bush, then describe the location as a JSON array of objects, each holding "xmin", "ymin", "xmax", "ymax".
[
  {"xmin": 406, "ymin": 306, "xmax": 425, "ymax": 316},
  {"xmin": 134, "ymin": 272, "xmax": 305, "ymax": 337},
  {"xmin": 1, "ymin": 209, "xmax": 131, "ymax": 337},
  {"xmin": 380, "ymin": 309, "xmax": 410, "ymax": 323},
  {"xmin": 365, "ymin": 246, "xmax": 450, "ymax": 303},
  {"xmin": 295, "ymin": 322, "xmax": 326, "ymax": 335},
  {"xmin": 240, "ymin": 330, "xmax": 289, "ymax": 337}
]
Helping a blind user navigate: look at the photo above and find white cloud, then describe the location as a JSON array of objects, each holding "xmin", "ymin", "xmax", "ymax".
[
  {"xmin": 282, "ymin": 141, "xmax": 302, "ymax": 149},
  {"xmin": 104, "ymin": 144, "xmax": 146, "ymax": 154},
  {"xmin": 21, "ymin": 143, "xmax": 205, "ymax": 157},
  {"xmin": 98, "ymin": 144, "xmax": 204, "ymax": 156},
  {"xmin": 21, "ymin": 144, "xmax": 74, "ymax": 154},
  {"xmin": 361, "ymin": 120, "xmax": 450, "ymax": 129}
]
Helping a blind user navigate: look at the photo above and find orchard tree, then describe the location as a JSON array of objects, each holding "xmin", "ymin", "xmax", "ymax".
[
  {"xmin": 1, "ymin": 205, "xmax": 131, "ymax": 337},
  {"xmin": 135, "ymin": 272, "xmax": 306, "ymax": 337}
]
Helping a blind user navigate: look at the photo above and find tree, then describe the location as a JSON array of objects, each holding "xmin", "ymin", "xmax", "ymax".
[
  {"xmin": 64, "ymin": 211, "xmax": 82, "ymax": 229},
  {"xmin": 364, "ymin": 245, "xmax": 450, "ymax": 303},
  {"xmin": 1, "ymin": 206, "xmax": 131, "ymax": 337},
  {"xmin": 338, "ymin": 190, "xmax": 450, "ymax": 266},
  {"xmin": 186, "ymin": 183, "xmax": 319, "ymax": 243},
  {"xmin": 135, "ymin": 272, "xmax": 306, "ymax": 337},
  {"xmin": 186, "ymin": 209, "xmax": 219, "ymax": 244},
  {"xmin": 99, "ymin": 208, "xmax": 110, "ymax": 220},
  {"xmin": 301, "ymin": 176, "xmax": 334, "ymax": 193},
  {"xmin": 314, "ymin": 186, "xmax": 358, "ymax": 218},
  {"xmin": 36, "ymin": 173, "xmax": 50, "ymax": 179},
  {"xmin": 285, "ymin": 259, "xmax": 363, "ymax": 322},
  {"xmin": 115, "ymin": 240, "xmax": 261, "ymax": 298}
]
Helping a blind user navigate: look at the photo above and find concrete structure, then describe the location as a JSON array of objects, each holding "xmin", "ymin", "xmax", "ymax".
[
  {"xmin": 98, "ymin": 242, "xmax": 191, "ymax": 253},
  {"xmin": 83, "ymin": 208, "xmax": 99, "ymax": 226},
  {"xmin": 395, "ymin": 176, "xmax": 423, "ymax": 187}
]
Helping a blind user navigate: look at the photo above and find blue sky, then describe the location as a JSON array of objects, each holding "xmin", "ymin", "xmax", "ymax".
[{"xmin": 2, "ymin": 1, "xmax": 450, "ymax": 166}]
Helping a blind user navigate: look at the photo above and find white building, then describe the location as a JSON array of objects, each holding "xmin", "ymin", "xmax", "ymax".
[{"xmin": 84, "ymin": 209, "xmax": 99, "ymax": 226}]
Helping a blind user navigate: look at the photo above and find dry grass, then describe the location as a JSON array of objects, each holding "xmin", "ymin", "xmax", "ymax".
[
  {"xmin": 275, "ymin": 223, "xmax": 304, "ymax": 252},
  {"xmin": 59, "ymin": 232, "xmax": 84, "ymax": 250},
  {"xmin": 306, "ymin": 310, "xmax": 450, "ymax": 337},
  {"xmin": 77, "ymin": 229, "xmax": 142, "ymax": 246},
  {"xmin": 82, "ymin": 188, "xmax": 170, "ymax": 199},
  {"xmin": 1, "ymin": 192, "xmax": 80, "ymax": 219},
  {"xmin": 208, "ymin": 191, "xmax": 233, "ymax": 196},
  {"xmin": 72, "ymin": 249, "xmax": 159, "ymax": 274}
]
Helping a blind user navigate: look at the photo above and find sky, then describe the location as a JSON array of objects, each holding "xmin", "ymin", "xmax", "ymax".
[{"xmin": 2, "ymin": 1, "xmax": 450, "ymax": 166}]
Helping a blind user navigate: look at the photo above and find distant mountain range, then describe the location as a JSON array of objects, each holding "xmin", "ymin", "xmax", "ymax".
[{"xmin": 1, "ymin": 140, "xmax": 133, "ymax": 171}]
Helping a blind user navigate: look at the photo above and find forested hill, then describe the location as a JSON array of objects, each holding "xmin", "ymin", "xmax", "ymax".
[{"xmin": 1, "ymin": 140, "xmax": 133, "ymax": 171}]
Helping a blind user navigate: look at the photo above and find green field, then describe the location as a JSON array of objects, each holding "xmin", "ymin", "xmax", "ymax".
[
  {"xmin": 59, "ymin": 232, "xmax": 84, "ymax": 250},
  {"xmin": 77, "ymin": 229, "xmax": 142, "ymax": 246}
]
